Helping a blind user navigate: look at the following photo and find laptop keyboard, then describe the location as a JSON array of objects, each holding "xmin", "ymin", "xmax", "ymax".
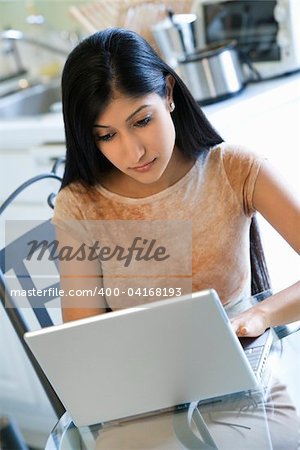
[
  {"xmin": 240, "ymin": 329, "xmax": 274, "ymax": 379},
  {"xmin": 244, "ymin": 346, "xmax": 264, "ymax": 372}
]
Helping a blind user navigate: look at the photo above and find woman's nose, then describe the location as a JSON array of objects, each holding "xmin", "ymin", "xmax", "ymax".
[{"xmin": 122, "ymin": 134, "xmax": 146, "ymax": 164}]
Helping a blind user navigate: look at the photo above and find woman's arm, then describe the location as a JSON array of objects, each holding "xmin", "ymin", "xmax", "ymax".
[
  {"xmin": 231, "ymin": 160, "xmax": 300, "ymax": 337},
  {"xmin": 55, "ymin": 227, "xmax": 108, "ymax": 322}
]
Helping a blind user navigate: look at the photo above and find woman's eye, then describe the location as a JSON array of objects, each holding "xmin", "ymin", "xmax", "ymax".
[
  {"xmin": 96, "ymin": 132, "xmax": 115, "ymax": 142},
  {"xmin": 135, "ymin": 116, "xmax": 152, "ymax": 127}
]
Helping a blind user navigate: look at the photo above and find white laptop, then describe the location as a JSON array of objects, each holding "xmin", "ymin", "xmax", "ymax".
[{"xmin": 24, "ymin": 289, "xmax": 272, "ymax": 427}]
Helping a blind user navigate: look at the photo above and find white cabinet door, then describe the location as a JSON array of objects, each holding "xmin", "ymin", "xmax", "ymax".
[{"xmin": 0, "ymin": 144, "xmax": 65, "ymax": 204}]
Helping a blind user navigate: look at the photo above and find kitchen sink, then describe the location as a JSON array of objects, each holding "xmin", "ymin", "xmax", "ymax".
[{"xmin": 0, "ymin": 80, "xmax": 62, "ymax": 118}]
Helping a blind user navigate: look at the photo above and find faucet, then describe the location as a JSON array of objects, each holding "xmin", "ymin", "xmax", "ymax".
[
  {"xmin": 0, "ymin": 29, "xmax": 70, "ymax": 57},
  {"xmin": 0, "ymin": 28, "xmax": 70, "ymax": 82}
]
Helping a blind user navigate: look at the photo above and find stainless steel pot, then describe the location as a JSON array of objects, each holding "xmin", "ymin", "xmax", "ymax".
[
  {"xmin": 177, "ymin": 41, "xmax": 245, "ymax": 105},
  {"xmin": 152, "ymin": 13, "xmax": 200, "ymax": 68}
]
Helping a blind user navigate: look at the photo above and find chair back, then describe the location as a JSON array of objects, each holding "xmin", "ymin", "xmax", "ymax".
[{"xmin": 1, "ymin": 219, "xmax": 60, "ymax": 327}]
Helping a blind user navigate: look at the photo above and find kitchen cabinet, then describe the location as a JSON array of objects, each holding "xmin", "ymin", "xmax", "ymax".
[
  {"xmin": 0, "ymin": 143, "xmax": 65, "ymax": 252},
  {"xmin": 0, "ymin": 144, "xmax": 65, "ymax": 205},
  {"xmin": 0, "ymin": 72, "xmax": 299, "ymax": 448}
]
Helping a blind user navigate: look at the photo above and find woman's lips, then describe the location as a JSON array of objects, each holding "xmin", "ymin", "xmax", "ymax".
[{"xmin": 130, "ymin": 158, "xmax": 156, "ymax": 172}]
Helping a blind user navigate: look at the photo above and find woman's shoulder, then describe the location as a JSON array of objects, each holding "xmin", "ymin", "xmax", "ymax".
[
  {"xmin": 208, "ymin": 142, "xmax": 265, "ymax": 216},
  {"xmin": 57, "ymin": 179, "xmax": 100, "ymax": 203},
  {"xmin": 210, "ymin": 141, "xmax": 262, "ymax": 160},
  {"xmin": 53, "ymin": 180, "xmax": 100, "ymax": 221},
  {"xmin": 208, "ymin": 141, "xmax": 265, "ymax": 173}
]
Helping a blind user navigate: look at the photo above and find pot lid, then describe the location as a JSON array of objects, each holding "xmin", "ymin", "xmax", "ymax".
[{"xmin": 179, "ymin": 40, "xmax": 237, "ymax": 64}]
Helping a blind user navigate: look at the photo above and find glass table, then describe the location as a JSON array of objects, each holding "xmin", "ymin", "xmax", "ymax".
[{"xmin": 46, "ymin": 329, "xmax": 300, "ymax": 450}]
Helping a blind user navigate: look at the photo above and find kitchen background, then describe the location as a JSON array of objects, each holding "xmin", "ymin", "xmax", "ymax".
[{"xmin": 0, "ymin": 1, "xmax": 299, "ymax": 449}]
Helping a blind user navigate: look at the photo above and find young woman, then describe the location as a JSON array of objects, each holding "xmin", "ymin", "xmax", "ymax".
[
  {"xmin": 52, "ymin": 28, "xmax": 300, "ymax": 448},
  {"xmin": 53, "ymin": 27, "xmax": 299, "ymax": 333}
]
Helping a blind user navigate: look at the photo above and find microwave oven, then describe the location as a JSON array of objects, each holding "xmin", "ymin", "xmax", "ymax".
[{"xmin": 194, "ymin": 0, "xmax": 300, "ymax": 79}]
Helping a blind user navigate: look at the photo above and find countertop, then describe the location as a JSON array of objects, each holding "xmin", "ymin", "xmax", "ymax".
[
  {"xmin": 0, "ymin": 71, "xmax": 300, "ymax": 151},
  {"xmin": 204, "ymin": 71, "xmax": 300, "ymax": 119}
]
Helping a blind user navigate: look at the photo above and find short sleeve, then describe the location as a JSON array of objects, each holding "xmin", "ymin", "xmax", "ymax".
[
  {"xmin": 52, "ymin": 185, "xmax": 84, "ymax": 223},
  {"xmin": 52, "ymin": 184, "xmax": 91, "ymax": 244},
  {"xmin": 220, "ymin": 143, "xmax": 266, "ymax": 216}
]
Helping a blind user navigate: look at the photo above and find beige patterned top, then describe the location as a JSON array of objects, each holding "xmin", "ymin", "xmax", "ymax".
[{"xmin": 52, "ymin": 143, "xmax": 264, "ymax": 310}]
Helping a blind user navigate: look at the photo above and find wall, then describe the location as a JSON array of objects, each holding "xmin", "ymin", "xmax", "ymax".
[{"xmin": 0, "ymin": 0, "xmax": 87, "ymax": 32}]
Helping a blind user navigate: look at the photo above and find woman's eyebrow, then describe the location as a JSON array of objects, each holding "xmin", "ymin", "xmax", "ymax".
[
  {"xmin": 93, "ymin": 105, "xmax": 150, "ymax": 128},
  {"xmin": 126, "ymin": 104, "xmax": 150, "ymax": 122}
]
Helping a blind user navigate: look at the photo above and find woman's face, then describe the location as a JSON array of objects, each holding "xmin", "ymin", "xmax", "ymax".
[{"xmin": 93, "ymin": 84, "xmax": 178, "ymax": 193}]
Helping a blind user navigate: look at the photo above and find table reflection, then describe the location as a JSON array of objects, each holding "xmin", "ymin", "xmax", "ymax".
[{"xmin": 46, "ymin": 332, "xmax": 300, "ymax": 450}]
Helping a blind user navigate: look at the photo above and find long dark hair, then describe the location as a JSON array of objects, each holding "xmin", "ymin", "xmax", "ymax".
[
  {"xmin": 250, "ymin": 216, "xmax": 272, "ymax": 294},
  {"xmin": 61, "ymin": 27, "xmax": 222, "ymax": 187},
  {"xmin": 60, "ymin": 27, "xmax": 271, "ymax": 295}
]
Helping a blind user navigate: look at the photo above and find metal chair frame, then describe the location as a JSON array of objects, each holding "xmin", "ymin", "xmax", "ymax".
[{"xmin": 0, "ymin": 158, "xmax": 66, "ymax": 418}]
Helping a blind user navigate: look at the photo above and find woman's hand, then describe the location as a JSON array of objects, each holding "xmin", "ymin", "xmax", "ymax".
[{"xmin": 230, "ymin": 305, "xmax": 270, "ymax": 337}]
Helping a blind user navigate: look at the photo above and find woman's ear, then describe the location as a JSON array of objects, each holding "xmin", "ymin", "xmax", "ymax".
[{"xmin": 165, "ymin": 74, "xmax": 175, "ymax": 103}]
